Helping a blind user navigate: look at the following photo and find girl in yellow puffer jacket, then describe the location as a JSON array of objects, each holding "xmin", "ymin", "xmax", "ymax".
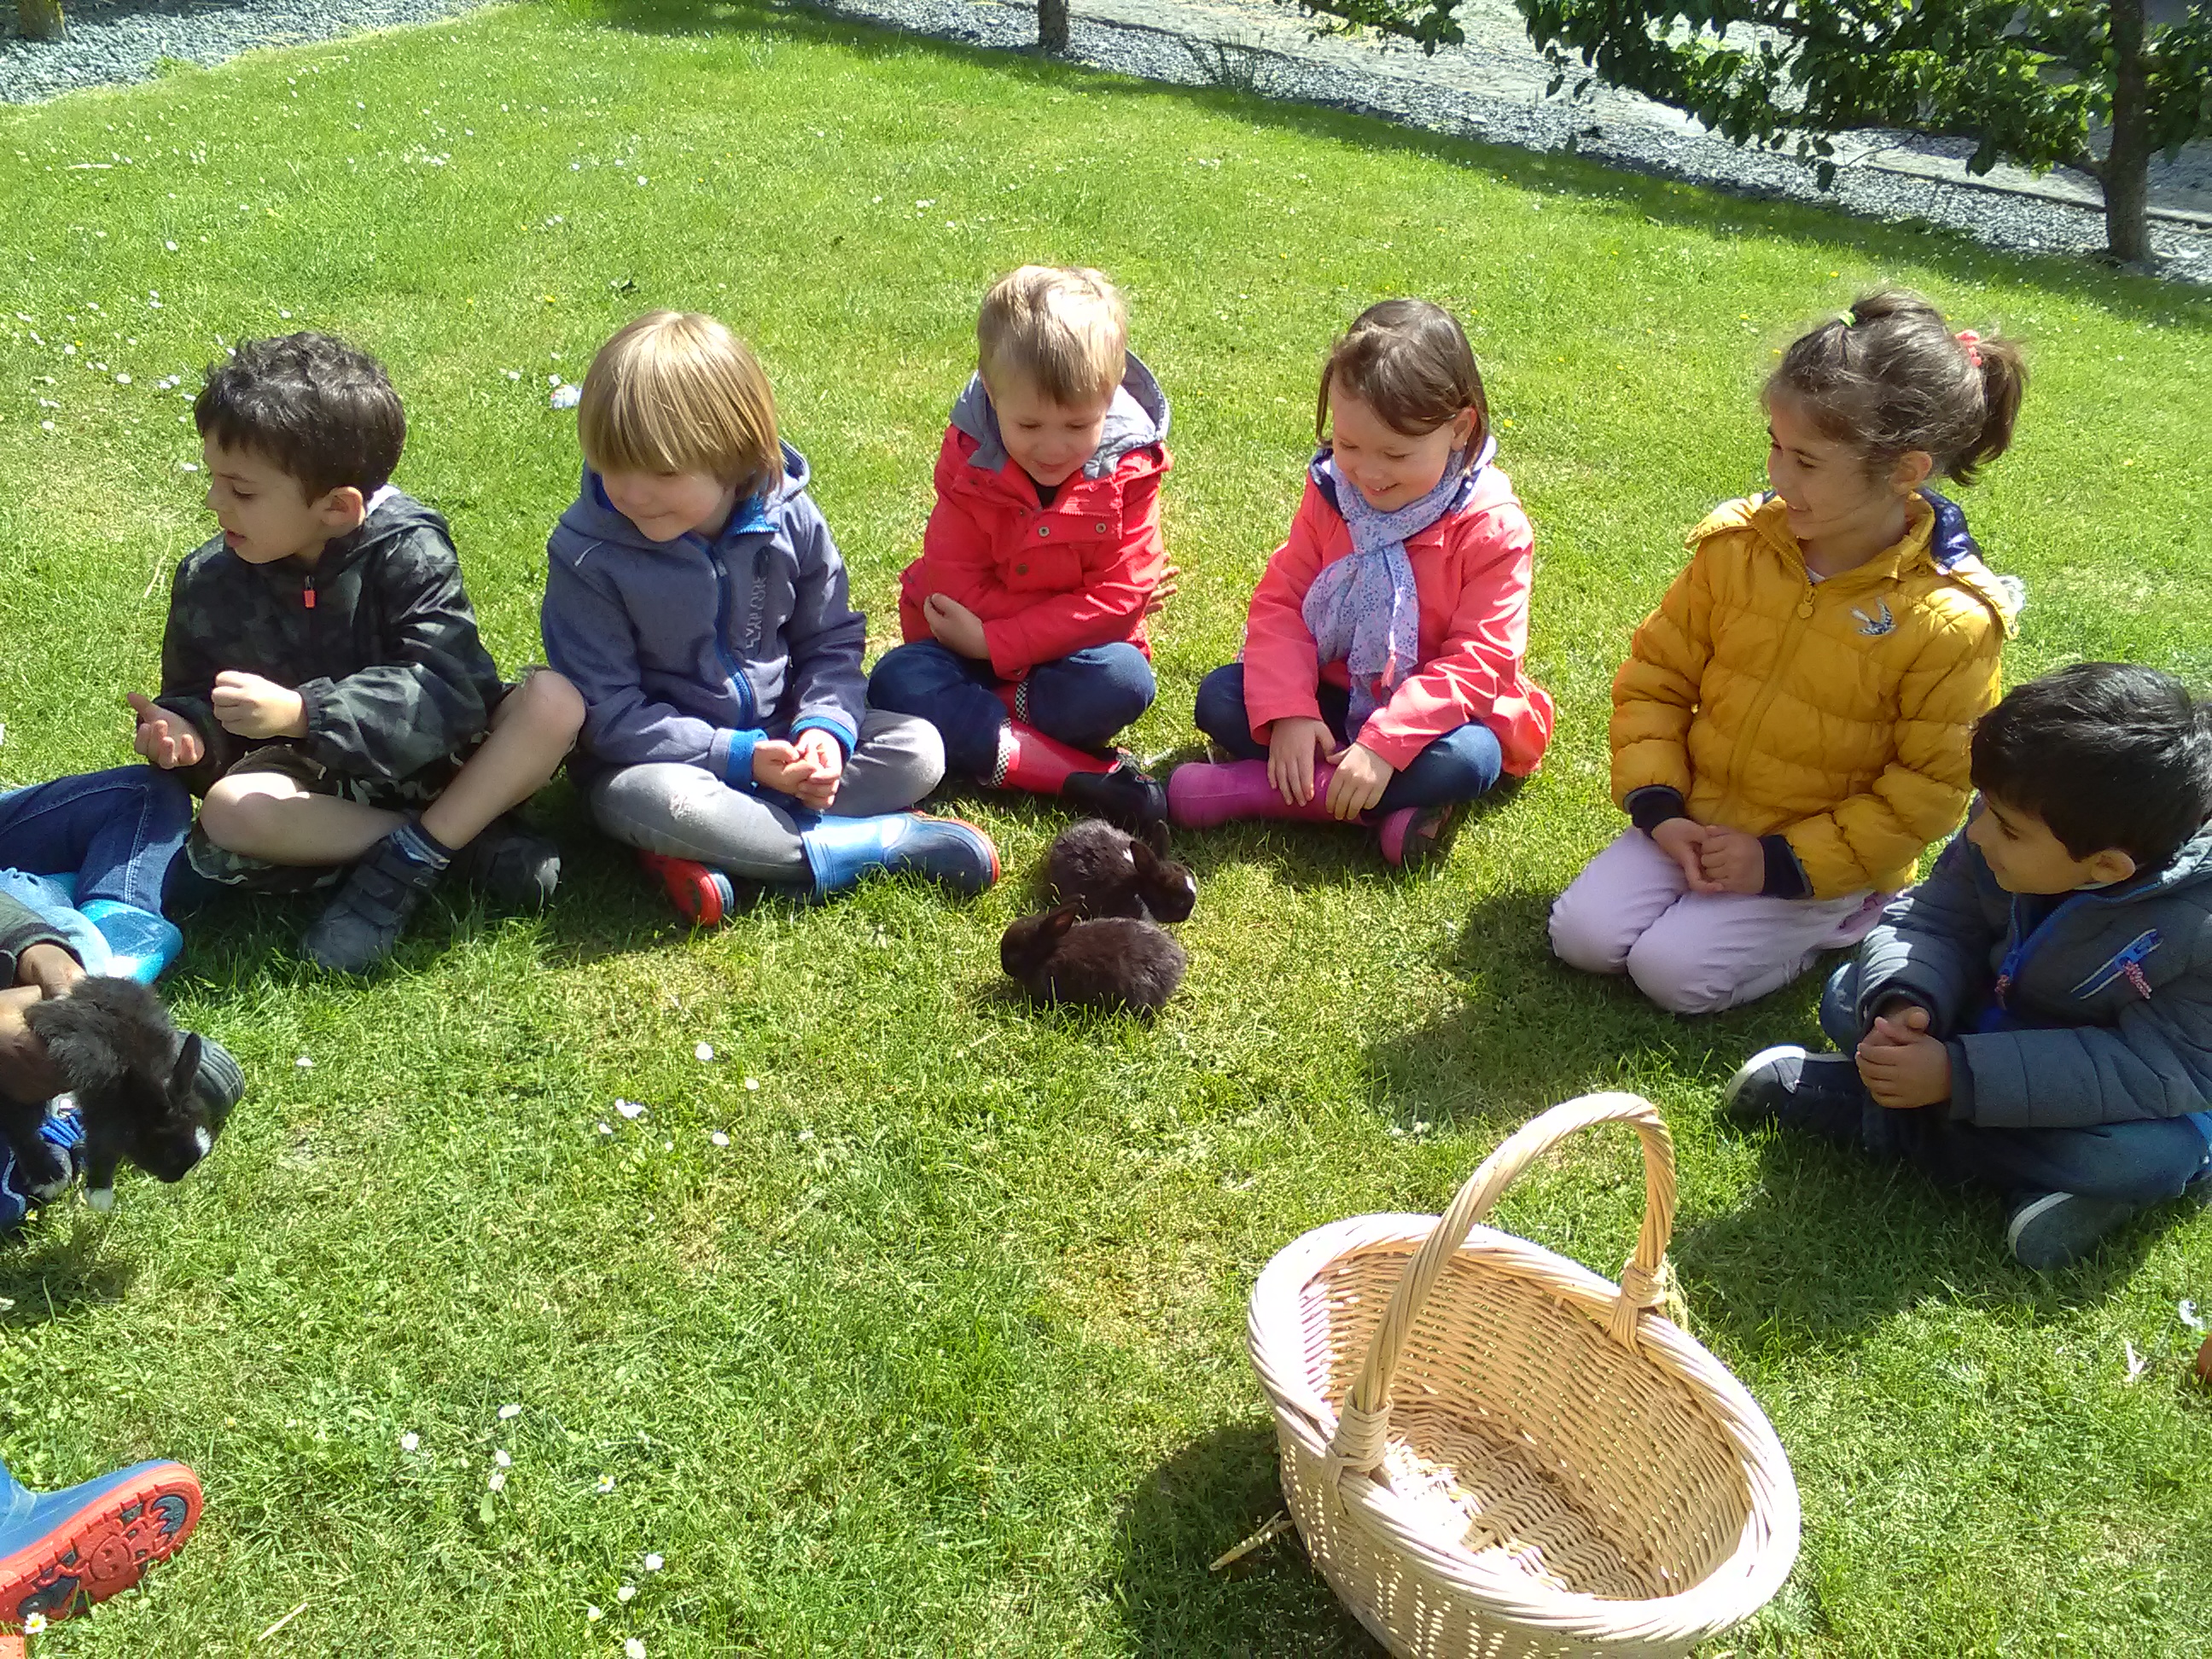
[{"xmin": 1551, "ymin": 291, "xmax": 2027, "ymax": 1016}]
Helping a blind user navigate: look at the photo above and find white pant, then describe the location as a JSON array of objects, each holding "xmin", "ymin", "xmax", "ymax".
[{"xmin": 1549, "ymin": 828, "xmax": 1888, "ymax": 1016}]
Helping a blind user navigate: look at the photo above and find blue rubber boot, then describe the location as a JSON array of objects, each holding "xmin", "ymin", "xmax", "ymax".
[
  {"xmin": 76, "ymin": 901, "xmax": 183, "ymax": 985},
  {"xmin": 0, "ymin": 1456, "xmax": 201, "ymax": 1628},
  {"xmin": 0, "ymin": 1100, "xmax": 84, "ymax": 1228},
  {"xmin": 797, "ymin": 812, "xmax": 1000, "ymax": 899}
]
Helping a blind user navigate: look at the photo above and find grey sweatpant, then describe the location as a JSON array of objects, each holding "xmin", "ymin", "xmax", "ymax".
[{"xmin": 587, "ymin": 710, "xmax": 946, "ymax": 882}]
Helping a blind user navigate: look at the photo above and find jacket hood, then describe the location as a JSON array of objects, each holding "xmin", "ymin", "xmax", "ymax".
[
  {"xmin": 2110, "ymin": 820, "xmax": 2212, "ymax": 901},
  {"xmin": 1307, "ymin": 435, "xmax": 1507, "ymax": 524},
  {"xmin": 949, "ymin": 352, "xmax": 1170, "ymax": 480},
  {"xmin": 559, "ymin": 442, "xmax": 812, "ymax": 554},
  {"xmin": 1695, "ymin": 490, "xmax": 2023, "ymax": 633}
]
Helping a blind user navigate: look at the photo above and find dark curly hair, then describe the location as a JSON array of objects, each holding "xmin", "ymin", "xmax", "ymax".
[{"xmin": 195, "ymin": 331, "xmax": 405, "ymax": 498}]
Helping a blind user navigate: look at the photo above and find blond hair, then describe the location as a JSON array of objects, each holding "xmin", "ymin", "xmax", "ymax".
[
  {"xmin": 976, "ymin": 266, "xmax": 1127, "ymax": 407},
  {"xmin": 579, "ymin": 311, "xmax": 780, "ymax": 496}
]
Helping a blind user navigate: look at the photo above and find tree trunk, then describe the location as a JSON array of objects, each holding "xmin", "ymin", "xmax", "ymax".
[
  {"xmin": 2103, "ymin": 0, "xmax": 2153, "ymax": 262},
  {"xmin": 1038, "ymin": 0, "xmax": 1068, "ymax": 53},
  {"xmin": 18, "ymin": 0, "xmax": 66, "ymax": 41}
]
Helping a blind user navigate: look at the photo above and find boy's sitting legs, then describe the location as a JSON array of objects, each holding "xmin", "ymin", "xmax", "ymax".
[
  {"xmin": 195, "ymin": 670, "xmax": 585, "ymax": 971},
  {"xmin": 590, "ymin": 709, "xmax": 992, "ymax": 914},
  {"xmin": 869, "ymin": 640, "xmax": 1163, "ymax": 831},
  {"xmin": 1726, "ymin": 1030, "xmax": 2212, "ymax": 1269},
  {"xmin": 301, "ymin": 668, "xmax": 584, "ymax": 971}
]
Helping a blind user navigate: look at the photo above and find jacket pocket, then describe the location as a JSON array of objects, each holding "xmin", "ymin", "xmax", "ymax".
[{"xmin": 1003, "ymin": 533, "xmax": 1087, "ymax": 594}]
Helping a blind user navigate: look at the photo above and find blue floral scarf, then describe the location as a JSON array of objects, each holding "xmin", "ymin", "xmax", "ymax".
[{"xmin": 1301, "ymin": 437, "xmax": 1493, "ymax": 731}]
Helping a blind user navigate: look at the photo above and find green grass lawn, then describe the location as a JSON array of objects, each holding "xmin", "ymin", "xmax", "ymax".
[{"xmin": 3, "ymin": 1, "xmax": 2209, "ymax": 1652}]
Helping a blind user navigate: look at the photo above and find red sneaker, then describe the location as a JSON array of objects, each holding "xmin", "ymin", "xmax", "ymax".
[{"xmin": 636, "ymin": 851, "xmax": 736, "ymax": 927}]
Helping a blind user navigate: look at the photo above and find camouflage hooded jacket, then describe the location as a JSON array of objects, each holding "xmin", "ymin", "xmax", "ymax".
[{"xmin": 155, "ymin": 488, "xmax": 506, "ymax": 795}]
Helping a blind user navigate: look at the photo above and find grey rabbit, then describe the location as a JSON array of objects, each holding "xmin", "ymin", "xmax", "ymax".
[
  {"xmin": 0, "ymin": 977, "xmax": 226, "ymax": 1212},
  {"xmin": 1000, "ymin": 905, "xmax": 1188, "ymax": 1014},
  {"xmin": 1045, "ymin": 818, "xmax": 1197, "ymax": 923}
]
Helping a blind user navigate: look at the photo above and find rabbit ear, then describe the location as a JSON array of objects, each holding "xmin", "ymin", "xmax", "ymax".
[
  {"xmin": 1144, "ymin": 820, "xmax": 1172, "ymax": 857},
  {"xmin": 166, "ymin": 1033, "xmax": 203, "ymax": 1108},
  {"xmin": 1129, "ymin": 839, "xmax": 1161, "ymax": 876},
  {"xmin": 1045, "ymin": 906, "xmax": 1081, "ymax": 938}
]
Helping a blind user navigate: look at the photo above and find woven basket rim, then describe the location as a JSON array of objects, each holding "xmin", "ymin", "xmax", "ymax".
[{"xmin": 1248, "ymin": 1211, "xmax": 1801, "ymax": 1642}]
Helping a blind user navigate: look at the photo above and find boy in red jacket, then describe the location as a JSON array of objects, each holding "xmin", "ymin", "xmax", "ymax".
[{"xmin": 867, "ymin": 266, "xmax": 1172, "ymax": 832}]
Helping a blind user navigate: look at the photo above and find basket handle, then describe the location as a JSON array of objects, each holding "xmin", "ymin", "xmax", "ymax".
[{"xmin": 1325, "ymin": 1092, "xmax": 1679, "ymax": 1480}]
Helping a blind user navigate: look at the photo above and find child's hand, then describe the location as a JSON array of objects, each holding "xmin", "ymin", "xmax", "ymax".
[
  {"xmin": 15, "ymin": 943, "xmax": 84, "ymax": 1000},
  {"xmin": 923, "ymin": 594, "xmax": 989, "ymax": 661},
  {"xmin": 789, "ymin": 729, "xmax": 845, "ymax": 811},
  {"xmin": 1324, "ymin": 742, "xmax": 1392, "ymax": 820},
  {"xmin": 127, "ymin": 692, "xmax": 207, "ymax": 770},
  {"xmin": 1266, "ymin": 718, "xmax": 1335, "ymax": 806},
  {"xmin": 0, "ymin": 985, "xmax": 66, "ymax": 1104},
  {"xmin": 1855, "ymin": 1007, "xmax": 1951, "ymax": 1109},
  {"xmin": 210, "ymin": 670, "xmax": 308, "ymax": 739},
  {"xmin": 1648, "ymin": 818, "xmax": 1713, "ymax": 891},
  {"xmin": 1697, "ymin": 825, "xmax": 1767, "ymax": 895},
  {"xmin": 1861, "ymin": 1001, "xmax": 1934, "ymax": 1049},
  {"xmin": 1144, "ymin": 563, "xmax": 1182, "ymax": 619}
]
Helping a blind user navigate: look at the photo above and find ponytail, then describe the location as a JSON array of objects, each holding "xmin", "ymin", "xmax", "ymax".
[{"xmin": 1769, "ymin": 289, "xmax": 2029, "ymax": 486}]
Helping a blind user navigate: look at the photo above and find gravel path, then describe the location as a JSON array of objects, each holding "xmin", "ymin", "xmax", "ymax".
[
  {"xmin": 0, "ymin": 0, "xmax": 494, "ymax": 102},
  {"xmin": 4, "ymin": 0, "xmax": 2205, "ymax": 281}
]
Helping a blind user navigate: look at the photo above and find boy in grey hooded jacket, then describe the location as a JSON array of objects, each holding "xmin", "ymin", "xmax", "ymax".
[
  {"xmin": 1726, "ymin": 663, "xmax": 2212, "ymax": 1269},
  {"xmin": 541, "ymin": 311, "xmax": 998, "ymax": 922}
]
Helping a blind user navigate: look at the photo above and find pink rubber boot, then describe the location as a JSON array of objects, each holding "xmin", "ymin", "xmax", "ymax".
[{"xmin": 1167, "ymin": 760, "xmax": 1345, "ymax": 830}]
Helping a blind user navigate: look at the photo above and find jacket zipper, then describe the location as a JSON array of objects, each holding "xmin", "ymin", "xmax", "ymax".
[
  {"xmin": 1991, "ymin": 886, "xmax": 2134, "ymax": 1011},
  {"xmin": 1720, "ymin": 560, "xmax": 1817, "ymax": 803},
  {"xmin": 699, "ymin": 535, "xmax": 756, "ymax": 728}
]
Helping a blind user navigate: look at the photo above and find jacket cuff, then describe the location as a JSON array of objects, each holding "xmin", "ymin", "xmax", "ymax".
[
  {"xmin": 790, "ymin": 714, "xmax": 857, "ymax": 758},
  {"xmin": 1943, "ymin": 1041, "xmax": 1976, "ymax": 1121},
  {"xmin": 0, "ymin": 901, "xmax": 76, "ymax": 990},
  {"xmin": 1760, "ymin": 835, "xmax": 1812, "ymax": 899},
  {"xmin": 713, "ymin": 728, "xmax": 766, "ymax": 789},
  {"xmin": 1625, "ymin": 786, "xmax": 1690, "ymax": 835},
  {"xmin": 294, "ymin": 678, "xmax": 339, "ymax": 763},
  {"xmin": 1352, "ymin": 719, "xmax": 1427, "ymax": 772}
]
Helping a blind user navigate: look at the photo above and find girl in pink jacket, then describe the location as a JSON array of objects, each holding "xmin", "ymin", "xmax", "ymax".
[{"xmin": 1168, "ymin": 300, "xmax": 1554, "ymax": 869}]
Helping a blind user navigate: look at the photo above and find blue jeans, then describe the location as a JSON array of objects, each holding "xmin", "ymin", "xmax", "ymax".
[
  {"xmin": 1815, "ymin": 959, "xmax": 2212, "ymax": 1203},
  {"xmin": 0, "ymin": 766, "xmax": 193, "ymax": 913},
  {"xmin": 1193, "ymin": 662, "xmax": 1504, "ymax": 812},
  {"xmin": 868, "ymin": 639, "xmax": 1156, "ymax": 779}
]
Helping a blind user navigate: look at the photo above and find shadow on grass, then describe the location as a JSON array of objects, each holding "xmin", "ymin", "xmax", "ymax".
[
  {"xmin": 1108, "ymin": 1419, "xmax": 1379, "ymax": 1657},
  {"xmin": 1365, "ymin": 886, "xmax": 1848, "ymax": 1129},
  {"xmin": 585, "ymin": 0, "xmax": 2210, "ymax": 328},
  {"xmin": 0, "ymin": 1220, "xmax": 139, "ymax": 1325},
  {"xmin": 1673, "ymin": 1121, "xmax": 2172, "ymax": 1348}
]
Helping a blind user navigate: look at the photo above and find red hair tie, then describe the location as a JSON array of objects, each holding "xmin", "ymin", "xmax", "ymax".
[{"xmin": 1956, "ymin": 329, "xmax": 1983, "ymax": 367}]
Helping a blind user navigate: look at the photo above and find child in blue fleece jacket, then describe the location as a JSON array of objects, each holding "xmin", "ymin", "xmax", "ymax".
[
  {"xmin": 540, "ymin": 311, "xmax": 998, "ymax": 923},
  {"xmin": 1726, "ymin": 663, "xmax": 2212, "ymax": 1270}
]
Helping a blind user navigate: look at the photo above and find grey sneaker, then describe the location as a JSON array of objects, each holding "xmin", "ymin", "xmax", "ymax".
[
  {"xmin": 301, "ymin": 832, "xmax": 443, "ymax": 973},
  {"xmin": 2005, "ymin": 1190, "xmax": 2145, "ymax": 1272},
  {"xmin": 1721, "ymin": 1045, "xmax": 1871, "ymax": 1143}
]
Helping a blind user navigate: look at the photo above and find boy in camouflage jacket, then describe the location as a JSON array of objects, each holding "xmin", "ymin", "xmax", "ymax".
[{"xmin": 130, "ymin": 334, "xmax": 586, "ymax": 973}]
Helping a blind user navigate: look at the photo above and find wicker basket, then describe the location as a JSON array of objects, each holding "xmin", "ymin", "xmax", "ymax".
[{"xmin": 1247, "ymin": 1093, "xmax": 1800, "ymax": 1659}]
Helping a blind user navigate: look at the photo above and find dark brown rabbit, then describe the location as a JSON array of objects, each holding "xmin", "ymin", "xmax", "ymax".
[
  {"xmin": 1045, "ymin": 818, "xmax": 1197, "ymax": 923},
  {"xmin": 1000, "ymin": 905, "xmax": 1188, "ymax": 1014},
  {"xmin": 0, "ymin": 978, "xmax": 224, "ymax": 1211}
]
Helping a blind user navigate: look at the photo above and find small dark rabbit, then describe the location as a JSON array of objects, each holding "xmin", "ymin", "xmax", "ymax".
[
  {"xmin": 1000, "ymin": 905, "xmax": 1188, "ymax": 1014},
  {"xmin": 0, "ymin": 977, "xmax": 223, "ymax": 1211},
  {"xmin": 1045, "ymin": 818, "xmax": 1198, "ymax": 923}
]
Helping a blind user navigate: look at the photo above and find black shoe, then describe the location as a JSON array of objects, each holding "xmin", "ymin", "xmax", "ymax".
[
  {"xmin": 1720, "ymin": 1045, "xmax": 1870, "ymax": 1143},
  {"xmin": 450, "ymin": 815, "xmax": 561, "ymax": 911},
  {"xmin": 1062, "ymin": 760, "xmax": 1167, "ymax": 836},
  {"xmin": 301, "ymin": 833, "xmax": 443, "ymax": 973}
]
